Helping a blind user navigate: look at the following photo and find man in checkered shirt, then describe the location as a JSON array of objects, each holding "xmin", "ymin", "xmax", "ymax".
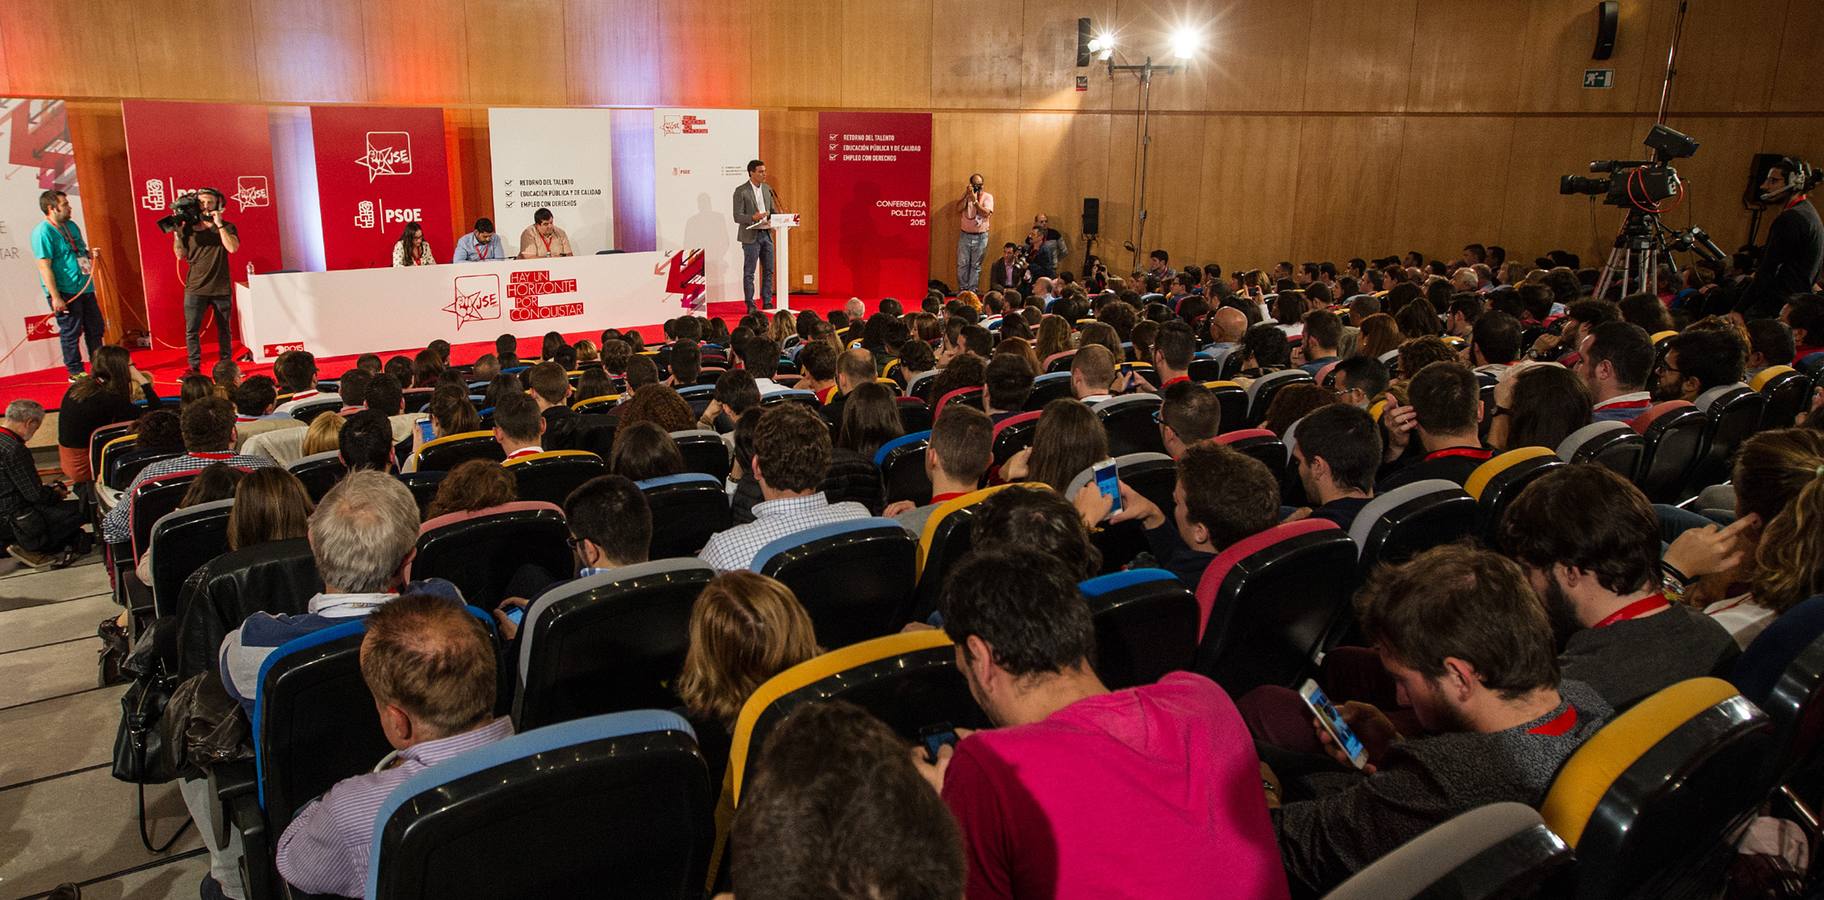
[
  {"xmin": 100, "ymin": 396, "xmax": 274, "ymax": 545},
  {"xmin": 700, "ymin": 403, "xmax": 869, "ymax": 570}
]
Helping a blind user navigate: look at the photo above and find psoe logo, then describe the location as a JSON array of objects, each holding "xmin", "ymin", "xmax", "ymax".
[
  {"xmin": 446, "ymin": 275, "xmax": 502, "ymax": 329},
  {"xmin": 140, "ymin": 179, "xmax": 167, "ymax": 211},
  {"xmin": 357, "ymin": 131, "xmax": 412, "ymax": 182},
  {"xmin": 233, "ymin": 176, "xmax": 270, "ymax": 211},
  {"xmin": 262, "ymin": 341, "xmax": 305, "ymax": 357},
  {"xmin": 354, "ymin": 201, "xmax": 376, "ymax": 230},
  {"xmin": 660, "ymin": 115, "xmax": 709, "ymax": 136}
]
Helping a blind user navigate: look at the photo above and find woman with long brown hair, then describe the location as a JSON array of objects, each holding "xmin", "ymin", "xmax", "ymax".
[
  {"xmin": 56, "ymin": 344, "xmax": 159, "ymax": 483},
  {"xmin": 1035, "ymin": 314, "xmax": 1074, "ymax": 362},
  {"xmin": 1003, "ymin": 398, "xmax": 1109, "ymax": 491},
  {"xmin": 227, "ymin": 467, "xmax": 313, "ymax": 550},
  {"xmin": 1354, "ymin": 313, "xmax": 1404, "ymax": 360},
  {"xmin": 425, "ymin": 458, "xmax": 519, "ymax": 520}
]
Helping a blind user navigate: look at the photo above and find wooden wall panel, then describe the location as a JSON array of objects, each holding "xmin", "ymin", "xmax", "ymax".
[
  {"xmin": 609, "ymin": 109, "xmax": 655, "ymax": 252},
  {"xmin": 565, "ymin": 0, "xmax": 660, "ymax": 106},
  {"xmin": 1771, "ymin": 0, "xmax": 1824, "ymax": 113},
  {"xmin": 1634, "ymin": 0, "xmax": 1783, "ymax": 115},
  {"xmin": 1131, "ymin": 114, "xmax": 1205, "ymax": 260},
  {"xmin": 1019, "ymin": 1, "xmax": 1115, "ymax": 111},
  {"xmin": 465, "ymin": 0, "xmax": 567, "ymax": 107},
  {"xmin": 1015, "ymin": 112, "xmax": 1112, "ymax": 273},
  {"xmin": 1, "ymin": 0, "xmax": 142, "ymax": 98},
  {"xmin": 65, "ymin": 101, "xmax": 147, "ymax": 341},
  {"xmin": 751, "ymin": 0, "xmax": 844, "ymax": 108},
  {"xmin": 928, "ymin": 112, "xmax": 1022, "ymax": 291},
  {"xmin": 1291, "ymin": 116, "xmax": 1405, "ymax": 261},
  {"xmin": 931, "ymin": 0, "xmax": 1025, "ymax": 110},
  {"xmin": 760, "ymin": 110, "xmax": 818, "ymax": 291},
  {"xmin": 1496, "ymin": 116, "xmax": 1659, "ymax": 266},
  {"xmin": 1405, "ymin": 0, "xmax": 1529, "ymax": 113},
  {"xmin": 1302, "ymin": 0, "xmax": 1417, "ymax": 112},
  {"xmin": 1197, "ymin": 116, "xmax": 1303, "ymax": 269},
  {"xmin": 443, "ymin": 109, "xmax": 492, "ymax": 247},
  {"xmin": 1196, "ymin": 0, "xmax": 1312, "ymax": 112},
  {"xmin": 362, "ymin": 0, "xmax": 469, "ymax": 104},
  {"xmin": 0, "ymin": 16, "xmax": 12, "ymax": 96},
  {"xmin": 252, "ymin": 0, "xmax": 369, "ymax": 103},
  {"xmin": 1515, "ymin": 0, "xmax": 1652, "ymax": 114},
  {"xmin": 131, "ymin": 0, "xmax": 260, "ymax": 102},
  {"xmin": 843, "ymin": 0, "xmax": 932, "ymax": 109},
  {"xmin": 658, "ymin": 0, "xmax": 753, "ymax": 108},
  {"xmin": 1390, "ymin": 117, "xmax": 1516, "ymax": 261}
]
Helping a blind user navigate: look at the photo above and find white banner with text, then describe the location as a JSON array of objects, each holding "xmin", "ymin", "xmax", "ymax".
[
  {"xmin": 652, "ymin": 108, "xmax": 759, "ymax": 306},
  {"xmin": 488, "ymin": 108, "xmax": 615, "ymax": 256}
]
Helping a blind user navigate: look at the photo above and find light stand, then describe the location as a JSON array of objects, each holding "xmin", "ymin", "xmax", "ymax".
[{"xmin": 1108, "ymin": 55, "xmax": 1184, "ymax": 274}]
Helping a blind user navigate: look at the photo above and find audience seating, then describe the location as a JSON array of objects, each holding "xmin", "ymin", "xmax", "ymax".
[
  {"xmin": 502, "ymin": 449, "xmax": 607, "ymax": 505},
  {"xmin": 146, "ymin": 499, "xmax": 234, "ymax": 618},
  {"xmin": 1215, "ymin": 428, "xmax": 1289, "ymax": 488},
  {"xmin": 1465, "ymin": 448, "xmax": 1565, "ymax": 546},
  {"xmin": 910, "ymin": 483, "xmax": 1035, "ymax": 621},
  {"xmin": 1630, "ymin": 400, "xmax": 1707, "ymax": 504},
  {"xmin": 398, "ymin": 470, "xmax": 447, "ymax": 517},
  {"xmin": 366, "ymin": 710, "xmax": 713, "ymax": 900},
  {"xmin": 1024, "ymin": 372, "xmax": 1075, "ymax": 410},
  {"xmin": 288, "ymin": 398, "xmax": 343, "ymax": 424},
  {"xmin": 637, "ymin": 473, "xmax": 734, "ymax": 559},
  {"xmin": 1187, "ymin": 356, "xmax": 1224, "ymax": 383},
  {"xmin": 751, "ymin": 518, "xmax": 918, "ymax": 648},
  {"xmin": 990, "ymin": 411, "xmax": 1042, "ymax": 467},
  {"xmin": 285, "ymin": 450, "xmax": 346, "ymax": 502},
  {"xmin": 89, "ymin": 420, "xmax": 136, "ymax": 480},
  {"xmin": 1244, "ymin": 369, "xmax": 1313, "ymax": 426},
  {"xmin": 1686, "ymin": 384, "xmax": 1767, "ymax": 495},
  {"xmin": 1753, "ymin": 365, "xmax": 1809, "ymax": 431},
  {"xmin": 126, "ymin": 471, "xmax": 204, "ymax": 565},
  {"xmin": 1555, "ymin": 421, "xmax": 1644, "ymax": 481},
  {"xmin": 1347, "ymin": 479, "xmax": 1478, "ymax": 576},
  {"xmin": 571, "ymin": 394, "xmax": 620, "ymax": 414},
  {"xmin": 1323, "ymin": 803, "xmax": 1572, "ymax": 900},
  {"xmin": 1729, "ymin": 600, "xmax": 1824, "ymax": 817},
  {"xmin": 1096, "ymin": 393, "xmax": 1166, "ymax": 456},
  {"xmin": 513, "ymin": 560, "xmax": 714, "ymax": 730},
  {"xmin": 1200, "ymin": 381, "xmax": 1249, "ymax": 434},
  {"xmin": 412, "ymin": 430, "xmax": 506, "ymax": 471},
  {"xmin": 933, "ymin": 385, "xmax": 985, "ymax": 418},
  {"xmin": 173, "ymin": 538, "xmax": 324, "ymax": 680},
  {"xmin": 907, "ymin": 371, "xmax": 939, "ymax": 402},
  {"xmin": 1193, "ymin": 518, "xmax": 1358, "ymax": 696},
  {"xmin": 875, "ymin": 431, "xmax": 933, "ymax": 506},
  {"xmin": 759, "ymin": 390, "xmax": 819, "ymax": 409},
  {"xmin": 1063, "ymin": 452, "xmax": 1175, "ymax": 574},
  {"xmin": 108, "ymin": 447, "xmax": 182, "ymax": 493},
  {"xmin": 1043, "ymin": 349, "xmax": 1077, "ymax": 373},
  {"xmin": 669, "ymin": 429, "xmax": 732, "ymax": 480},
  {"xmin": 727, "ymin": 630, "xmax": 988, "ymax": 803},
  {"xmin": 1079, "ymin": 569, "xmax": 1198, "ymax": 690},
  {"xmin": 896, "ymin": 396, "xmax": 934, "ymax": 433},
  {"xmin": 1540, "ymin": 677, "xmax": 1774, "ymax": 899},
  {"xmin": 413, "ymin": 501, "xmax": 572, "ymax": 606}
]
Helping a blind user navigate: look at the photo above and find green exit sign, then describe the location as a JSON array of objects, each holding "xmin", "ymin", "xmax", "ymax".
[{"xmin": 1583, "ymin": 68, "xmax": 1614, "ymax": 89}]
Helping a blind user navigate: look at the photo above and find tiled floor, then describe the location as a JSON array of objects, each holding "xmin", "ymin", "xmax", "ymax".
[{"xmin": 0, "ymin": 555, "xmax": 204, "ymax": 900}]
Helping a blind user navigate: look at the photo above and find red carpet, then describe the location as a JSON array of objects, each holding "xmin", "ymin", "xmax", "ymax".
[{"xmin": 0, "ymin": 294, "xmax": 861, "ymax": 412}]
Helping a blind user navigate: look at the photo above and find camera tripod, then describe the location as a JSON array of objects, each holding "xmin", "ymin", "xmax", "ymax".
[{"xmin": 1594, "ymin": 211, "xmax": 1675, "ymax": 300}]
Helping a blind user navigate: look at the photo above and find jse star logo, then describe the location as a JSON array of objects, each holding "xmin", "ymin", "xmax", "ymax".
[
  {"xmin": 357, "ymin": 132, "xmax": 413, "ymax": 182},
  {"xmin": 446, "ymin": 275, "xmax": 501, "ymax": 329}
]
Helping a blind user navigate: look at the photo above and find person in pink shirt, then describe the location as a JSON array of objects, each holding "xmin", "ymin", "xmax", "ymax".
[{"xmin": 912, "ymin": 549, "xmax": 1289, "ymax": 900}]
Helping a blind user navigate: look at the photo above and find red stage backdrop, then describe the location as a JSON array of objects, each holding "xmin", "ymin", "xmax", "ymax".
[
  {"xmin": 310, "ymin": 106, "xmax": 453, "ymax": 271},
  {"xmin": 122, "ymin": 101, "xmax": 283, "ymax": 350},
  {"xmin": 817, "ymin": 112, "xmax": 931, "ymax": 301}
]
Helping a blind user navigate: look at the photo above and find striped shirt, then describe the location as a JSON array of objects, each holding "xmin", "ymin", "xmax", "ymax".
[
  {"xmin": 101, "ymin": 451, "xmax": 276, "ymax": 544},
  {"xmin": 275, "ymin": 716, "xmax": 515, "ymax": 897},
  {"xmin": 699, "ymin": 492, "xmax": 870, "ymax": 570}
]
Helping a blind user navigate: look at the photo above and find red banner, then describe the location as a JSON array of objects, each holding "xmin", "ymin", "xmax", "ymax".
[
  {"xmin": 122, "ymin": 101, "xmax": 283, "ymax": 351},
  {"xmin": 310, "ymin": 106, "xmax": 453, "ymax": 271},
  {"xmin": 817, "ymin": 112, "xmax": 931, "ymax": 301}
]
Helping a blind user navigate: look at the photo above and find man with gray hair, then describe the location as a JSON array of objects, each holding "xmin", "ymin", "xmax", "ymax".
[{"xmin": 2, "ymin": 399, "xmax": 89, "ymax": 568}]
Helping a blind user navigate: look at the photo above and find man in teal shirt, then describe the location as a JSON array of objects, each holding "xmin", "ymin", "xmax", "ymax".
[{"xmin": 31, "ymin": 190, "xmax": 104, "ymax": 378}]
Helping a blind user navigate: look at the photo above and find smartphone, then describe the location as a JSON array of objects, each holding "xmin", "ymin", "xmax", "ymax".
[
  {"xmin": 1299, "ymin": 680, "xmax": 1368, "ymax": 770},
  {"xmin": 1091, "ymin": 458, "xmax": 1122, "ymax": 517},
  {"xmin": 500, "ymin": 603, "xmax": 526, "ymax": 628},
  {"xmin": 918, "ymin": 723, "xmax": 959, "ymax": 763},
  {"xmin": 416, "ymin": 417, "xmax": 436, "ymax": 444}
]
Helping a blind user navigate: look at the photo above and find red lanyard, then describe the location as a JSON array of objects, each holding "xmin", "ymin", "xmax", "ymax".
[
  {"xmin": 539, "ymin": 231, "xmax": 554, "ymax": 255},
  {"xmin": 54, "ymin": 221, "xmax": 83, "ymax": 255},
  {"xmin": 1527, "ymin": 704, "xmax": 1580, "ymax": 736},
  {"xmin": 1592, "ymin": 594, "xmax": 1670, "ymax": 628},
  {"xmin": 931, "ymin": 491, "xmax": 968, "ymax": 504},
  {"xmin": 1426, "ymin": 446, "xmax": 1492, "ymax": 461},
  {"xmin": 192, "ymin": 451, "xmax": 235, "ymax": 461}
]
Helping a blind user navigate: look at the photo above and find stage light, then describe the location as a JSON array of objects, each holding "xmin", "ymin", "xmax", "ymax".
[
  {"xmin": 1170, "ymin": 27, "xmax": 1201, "ymax": 60},
  {"xmin": 1095, "ymin": 33, "xmax": 1115, "ymax": 59}
]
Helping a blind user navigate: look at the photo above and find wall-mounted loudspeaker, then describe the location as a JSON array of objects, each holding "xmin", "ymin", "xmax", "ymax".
[
  {"xmin": 1076, "ymin": 18, "xmax": 1093, "ymax": 68},
  {"xmin": 1082, "ymin": 197, "xmax": 1100, "ymax": 235},
  {"xmin": 1593, "ymin": 1, "xmax": 1619, "ymax": 60}
]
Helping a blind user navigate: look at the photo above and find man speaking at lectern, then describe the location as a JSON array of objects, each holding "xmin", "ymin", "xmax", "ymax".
[{"xmin": 734, "ymin": 159, "xmax": 778, "ymax": 315}]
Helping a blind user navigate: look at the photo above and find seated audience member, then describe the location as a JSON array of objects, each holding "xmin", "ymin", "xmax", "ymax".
[
  {"xmin": 623, "ymin": 355, "xmax": 662, "ymax": 393},
  {"xmin": 179, "ymin": 374, "xmax": 218, "ymax": 408},
  {"xmin": 732, "ymin": 700, "xmax": 965, "ymax": 900},
  {"xmin": 382, "ymin": 355, "xmax": 413, "ymax": 386},
  {"xmin": 299, "ymin": 412, "xmax": 346, "ymax": 457},
  {"xmin": 2, "ymin": 400, "xmax": 91, "ymax": 568},
  {"xmin": 1744, "ymin": 318, "xmax": 1796, "ymax": 378},
  {"xmin": 598, "ymin": 338, "xmax": 631, "ymax": 378},
  {"xmin": 677, "ymin": 571, "xmax": 820, "ymax": 790},
  {"xmin": 617, "ymin": 383, "xmax": 696, "ymax": 434},
  {"xmin": 1085, "ymin": 442, "xmax": 1279, "ymax": 587},
  {"xmin": 828, "ymin": 382, "xmax": 902, "ymax": 513},
  {"xmin": 793, "ymin": 340, "xmax": 839, "ymax": 401},
  {"xmin": 232, "ymin": 376, "xmax": 280, "ymax": 422},
  {"xmin": 1330, "ymin": 356, "xmax": 1389, "ymax": 411},
  {"xmin": 819, "ymin": 348, "xmax": 879, "ymax": 426},
  {"xmin": 700, "ymin": 404, "xmax": 870, "ymax": 570},
  {"xmin": 1784, "ymin": 294, "xmax": 1824, "ymax": 361},
  {"xmin": 885, "ymin": 405, "xmax": 992, "ymax": 535},
  {"xmin": 1261, "ymin": 384, "xmax": 1340, "ymax": 437},
  {"xmin": 412, "ymin": 387, "xmax": 481, "ymax": 461},
  {"xmin": 470, "ymin": 354, "xmax": 501, "ymax": 385},
  {"xmin": 1618, "ymin": 291, "xmax": 1674, "ymax": 334},
  {"xmin": 132, "ymin": 462, "xmax": 245, "ymax": 584},
  {"xmin": 492, "ymin": 391, "xmax": 545, "ymax": 460},
  {"xmin": 1488, "ymin": 363, "xmax": 1591, "ymax": 451},
  {"xmin": 609, "ymin": 421, "xmax": 686, "ymax": 482},
  {"xmin": 365, "ymin": 373, "xmax": 407, "ymax": 420},
  {"xmin": 1499, "ymin": 465, "xmax": 1738, "ymax": 709},
  {"xmin": 102, "ymin": 397, "xmax": 274, "ymax": 545},
  {"xmin": 271, "ymin": 351, "xmax": 338, "ymax": 415},
  {"xmin": 972, "ymin": 485, "xmax": 1102, "ymax": 583},
  {"xmin": 57, "ymin": 345, "xmax": 161, "ymax": 483},
  {"xmin": 1467, "ymin": 311, "xmax": 1522, "ymax": 376},
  {"xmin": 1654, "ymin": 328, "xmax": 1748, "ymax": 403},
  {"xmin": 1206, "ymin": 306, "xmax": 1249, "ymax": 352},
  {"xmin": 576, "ymin": 366, "xmax": 616, "ymax": 403},
  {"xmin": 356, "ymin": 353, "xmax": 383, "ymax": 375},
  {"xmin": 337, "ymin": 368, "xmax": 373, "ymax": 414},
  {"xmin": 1158, "ymin": 380, "xmax": 1221, "ymax": 458},
  {"xmin": 983, "ymin": 353, "xmax": 1035, "ymax": 420},
  {"xmin": 1233, "ymin": 323, "xmax": 1292, "ymax": 387},
  {"xmin": 213, "ymin": 360, "xmax": 243, "ymax": 390},
  {"xmin": 275, "ymin": 594, "xmax": 512, "ymax": 898},
  {"xmin": 1288, "ymin": 404, "xmax": 1379, "ymax": 530},
  {"xmin": 700, "ymin": 369, "xmax": 762, "ymax": 435},
  {"xmin": 1002, "ymin": 398, "xmax": 1108, "ymax": 492},
  {"xmin": 1355, "ymin": 313, "xmax": 1403, "ymax": 360},
  {"xmin": 1577, "ymin": 321, "xmax": 1655, "ymax": 422},
  {"xmin": 727, "ymin": 407, "xmax": 766, "ymax": 524},
  {"xmin": 741, "ymin": 337, "xmax": 788, "ymax": 395},
  {"xmin": 666, "ymin": 340, "xmax": 703, "ymax": 389},
  {"xmin": 1299, "ymin": 310, "xmax": 1343, "ymax": 375},
  {"xmin": 411, "ymin": 348, "xmax": 445, "ymax": 388},
  {"xmin": 424, "ymin": 458, "xmax": 518, "ymax": 520},
  {"xmin": 898, "ymin": 340, "xmax": 938, "ymax": 387},
  {"xmin": 226, "ymin": 467, "xmax": 313, "ymax": 552},
  {"xmin": 1068, "ymin": 344, "xmax": 1118, "ymax": 405},
  {"xmin": 338, "ymin": 410, "xmax": 397, "ymax": 472},
  {"xmin": 526, "ymin": 362, "xmax": 575, "ymax": 448},
  {"xmin": 1378, "ymin": 362, "xmax": 1490, "ymax": 491},
  {"xmin": 913, "ymin": 550, "xmax": 1288, "ymax": 900},
  {"xmin": 1152, "ymin": 324, "xmax": 1198, "ymax": 387},
  {"xmin": 928, "ymin": 353, "xmax": 987, "ymax": 410},
  {"xmin": 1269, "ymin": 545, "xmax": 1610, "ymax": 895},
  {"xmin": 494, "ymin": 473, "xmax": 653, "ymax": 633},
  {"xmin": 1444, "ymin": 296, "xmax": 1481, "ymax": 338}
]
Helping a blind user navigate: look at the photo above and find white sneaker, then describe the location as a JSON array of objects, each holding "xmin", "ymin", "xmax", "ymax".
[{"xmin": 5, "ymin": 544, "xmax": 57, "ymax": 570}]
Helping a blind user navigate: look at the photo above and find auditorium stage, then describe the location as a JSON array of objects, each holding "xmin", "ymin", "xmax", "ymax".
[{"xmin": 0, "ymin": 294, "xmax": 860, "ymax": 413}]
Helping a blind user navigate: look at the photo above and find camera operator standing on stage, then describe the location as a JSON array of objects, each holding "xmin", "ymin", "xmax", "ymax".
[
  {"xmin": 1736, "ymin": 157, "xmax": 1823, "ymax": 322},
  {"xmin": 32, "ymin": 190, "xmax": 104, "ymax": 380},
  {"xmin": 173, "ymin": 189, "xmax": 239, "ymax": 376}
]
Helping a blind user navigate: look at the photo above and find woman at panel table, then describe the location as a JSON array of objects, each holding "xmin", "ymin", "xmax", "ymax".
[{"xmin": 391, "ymin": 222, "xmax": 436, "ymax": 267}]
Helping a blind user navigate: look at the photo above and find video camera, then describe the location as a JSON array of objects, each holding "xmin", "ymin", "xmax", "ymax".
[
  {"xmin": 1559, "ymin": 124, "xmax": 1700, "ymax": 209},
  {"xmin": 155, "ymin": 191, "xmax": 213, "ymax": 234}
]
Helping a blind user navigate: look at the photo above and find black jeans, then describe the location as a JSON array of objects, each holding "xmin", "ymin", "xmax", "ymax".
[
  {"xmin": 54, "ymin": 292, "xmax": 105, "ymax": 375},
  {"xmin": 184, "ymin": 292, "xmax": 233, "ymax": 372}
]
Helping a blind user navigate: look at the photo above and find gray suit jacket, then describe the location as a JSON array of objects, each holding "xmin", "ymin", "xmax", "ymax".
[{"xmin": 732, "ymin": 181, "xmax": 777, "ymax": 244}]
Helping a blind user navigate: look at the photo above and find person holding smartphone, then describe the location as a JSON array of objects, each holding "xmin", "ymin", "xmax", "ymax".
[{"xmin": 491, "ymin": 475, "xmax": 653, "ymax": 641}]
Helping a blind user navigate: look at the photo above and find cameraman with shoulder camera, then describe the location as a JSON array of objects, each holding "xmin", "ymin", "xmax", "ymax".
[
  {"xmin": 171, "ymin": 189, "xmax": 240, "ymax": 375},
  {"xmin": 1735, "ymin": 157, "xmax": 1822, "ymax": 323}
]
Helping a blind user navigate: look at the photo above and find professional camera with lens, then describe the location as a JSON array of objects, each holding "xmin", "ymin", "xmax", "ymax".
[
  {"xmin": 155, "ymin": 192, "xmax": 207, "ymax": 234},
  {"xmin": 1559, "ymin": 123, "xmax": 1700, "ymax": 209}
]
